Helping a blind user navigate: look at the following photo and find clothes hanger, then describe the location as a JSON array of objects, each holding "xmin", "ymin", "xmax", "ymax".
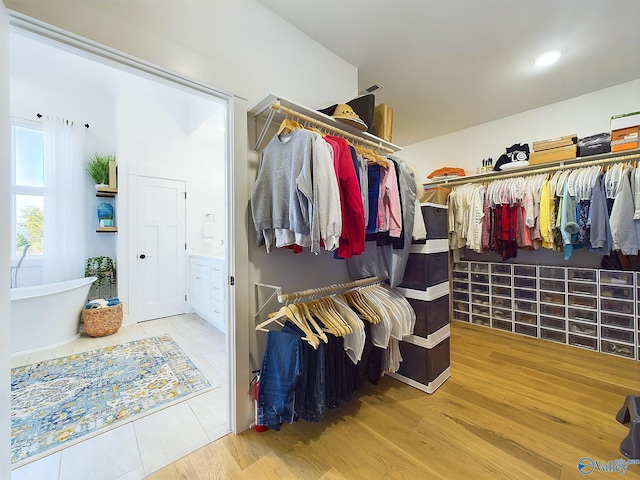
[
  {"xmin": 256, "ymin": 305, "xmax": 319, "ymax": 348},
  {"xmin": 296, "ymin": 302, "xmax": 328, "ymax": 343},
  {"xmin": 317, "ymin": 297, "xmax": 351, "ymax": 335},
  {"xmin": 276, "ymin": 117, "xmax": 303, "ymax": 136},
  {"xmin": 288, "ymin": 303, "xmax": 321, "ymax": 348},
  {"xmin": 345, "ymin": 290, "xmax": 380, "ymax": 324},
  {"xmin": 326, "ymin": 297, "xmax": 353, "ymax": 334},
  {"xmin": 306, "ymin": 299, "xmax": 341, "ymax": 337},
  {"xmin": 354, "ymin": 145, "xmax": 388, "ymax": 168}
]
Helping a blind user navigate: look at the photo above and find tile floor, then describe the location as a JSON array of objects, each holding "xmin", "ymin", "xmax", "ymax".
[{"xmin": 10, "ymin": 313, "xmax": 230, "ymax": 480}]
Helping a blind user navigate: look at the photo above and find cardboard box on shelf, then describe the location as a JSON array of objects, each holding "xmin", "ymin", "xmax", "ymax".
[
  {"xmin": 611, "ymin": 126, "xmax": 639, "ymax": 152},
  {"xmin": 611, "ymin": 111, "xmax": 640, "ymax": 131},
  {"xmin": 421, "ymin": 185, "xmax": 450, "ymax": 205},
  {"xmin": 529, "ymin": 144, "xmax": 577, "ymax": 165},
  {"xmin": 532, "ymin": 134, "xmax": 577, "ymax": 152}
]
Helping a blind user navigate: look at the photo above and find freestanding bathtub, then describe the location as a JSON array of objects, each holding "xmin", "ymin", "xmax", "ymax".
[{"xmin": 10, "ymin": 276, "xmax": 97, "ymax": 356}]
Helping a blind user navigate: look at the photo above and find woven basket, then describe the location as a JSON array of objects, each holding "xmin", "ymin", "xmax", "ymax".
[{"xmin": 83, "ymin": 303, "xmax": 123, "ymax": 337}]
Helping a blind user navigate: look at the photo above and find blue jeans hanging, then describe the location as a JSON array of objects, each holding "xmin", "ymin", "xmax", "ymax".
[{"xmin": 257, "ymin": 330, "xmax": 302, "ymax": 430}]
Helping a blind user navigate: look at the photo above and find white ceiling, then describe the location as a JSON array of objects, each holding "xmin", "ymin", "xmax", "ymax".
[
  {"xmin": 10, "ymin": 32, "xmax": 226, "ymax": 142},
  {"xmin": 257, "ymin": 0, "xmax": 640, "ymax": 146}
]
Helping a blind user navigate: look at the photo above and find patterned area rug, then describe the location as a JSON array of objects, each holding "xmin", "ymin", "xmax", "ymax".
[{"xmin": 11, "ymin": 334, "xmax": 212, "ymax": 467}]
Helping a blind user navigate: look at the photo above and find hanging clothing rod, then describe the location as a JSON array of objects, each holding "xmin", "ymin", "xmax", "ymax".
[
  {"xmin": 425, "ymin": 150, "xmax": 640, "ymax": 188},
  {"xmin": 264, "ymin": 102, "xmax": 395, "ymax": 154},
  {"xmin": 277, "ymin": 276, "xmax": 386, "ymax": 304}
]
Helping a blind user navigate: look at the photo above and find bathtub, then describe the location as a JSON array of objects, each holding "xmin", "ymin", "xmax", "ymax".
[{"xmin": 10, "ymin": 277, "xmax": 97, "ymax": 356}]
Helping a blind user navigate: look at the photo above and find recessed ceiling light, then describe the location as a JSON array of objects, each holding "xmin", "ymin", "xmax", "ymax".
[{"xmin": 534, "ymin": 50, "xmax": 561, "ymax": 68}]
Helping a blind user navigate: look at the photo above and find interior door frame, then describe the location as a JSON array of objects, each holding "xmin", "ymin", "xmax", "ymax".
[{"xmin": 8, "ymin": 11, "xmax": 243, "ymax": 432}]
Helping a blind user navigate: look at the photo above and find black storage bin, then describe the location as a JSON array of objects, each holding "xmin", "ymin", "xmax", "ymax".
[
  {"xmin": 407, "ymin": 293, "xmax": 449, "ymax": 337},
  {"xmin": 397, "ymin": 337, "xmax": 450, "ymax": 385},
  {"xmin": 399, "ymin": 251, "xmax": 448, "ymax": 290}
]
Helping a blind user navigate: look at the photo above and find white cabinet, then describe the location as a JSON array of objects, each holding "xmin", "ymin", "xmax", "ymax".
[{"xmin": 189, "ymin": 255, "xmax": 226, "ymax": 333}]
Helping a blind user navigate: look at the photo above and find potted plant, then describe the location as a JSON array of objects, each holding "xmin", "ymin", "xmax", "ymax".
[
  {"xmin": 86, "ymin": 153, "xmax": 115, "ymax": 188},
  {"xmin": 84, "ymin": 256, "xmax": 117, "ymax": 289}
]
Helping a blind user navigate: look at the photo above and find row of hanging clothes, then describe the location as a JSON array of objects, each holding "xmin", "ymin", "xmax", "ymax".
[
  {"xmin": 255, "ymin": 280, "xmax": 415, "ymax": 431},
  {"xmin": 448, "ymin": 160, "xmax": 640, "ymax": 263},
  {"xmin": 250, "ymin": 115, "xmax": 426, "ymax": 285}
]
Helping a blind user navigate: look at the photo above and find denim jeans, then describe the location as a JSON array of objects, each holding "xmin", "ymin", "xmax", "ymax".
[
  {"xmin": 257, "ymin": 330, "xmax": 302, "ymax": 430},
  {"xmin": 282, "ymin": 321, "xmax": 326, "ymax": 422}
]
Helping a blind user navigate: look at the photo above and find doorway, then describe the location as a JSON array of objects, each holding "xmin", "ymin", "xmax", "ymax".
[{"xmin": 8, "ymin": 14, "xmax": 235, "ymax": 478}]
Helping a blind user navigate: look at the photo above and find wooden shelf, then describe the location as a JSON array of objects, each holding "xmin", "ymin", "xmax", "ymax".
[
  {"xmin": 96, "ymin": 187, "xmax": 117, "ymax": 197},
  {"xmin": 96, "ymin": 227, "xmax": 118, "ymax": 233}
]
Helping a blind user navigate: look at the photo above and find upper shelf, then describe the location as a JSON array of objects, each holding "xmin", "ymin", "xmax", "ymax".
[
  {"xmin": 424, "ymin": 148, "xmax": 640, "ymax": 188},
  {"xmin": 248, "ymin": 93, "xmax": 402, "ymax": 154}
]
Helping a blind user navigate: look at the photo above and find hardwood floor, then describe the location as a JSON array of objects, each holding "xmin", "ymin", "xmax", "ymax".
[{"xmin": 148, "ymin": 321, "xmax": 640, "ymax": 479}]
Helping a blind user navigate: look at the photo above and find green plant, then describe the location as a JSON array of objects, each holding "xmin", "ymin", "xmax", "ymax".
[
  {"xmin": 86, "ymin": 153, "xmax": 115, "ymax": 185},
  {"xmin": 84, "ymin": 256, "xmax": 117, "ymax": 288}
]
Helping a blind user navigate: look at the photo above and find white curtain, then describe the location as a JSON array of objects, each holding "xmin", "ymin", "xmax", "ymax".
[{"xmin": 42, "ymin": 116, "xmax": 86, "ymax": 283}]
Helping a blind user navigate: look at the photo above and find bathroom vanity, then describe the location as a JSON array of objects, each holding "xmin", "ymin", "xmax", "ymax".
[{"xmin": 189, "ymin": 254, "xmax": 225, "ymax": 333}]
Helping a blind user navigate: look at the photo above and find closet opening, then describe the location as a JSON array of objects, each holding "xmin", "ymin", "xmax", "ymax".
[{"xmin": 8, "ymin": 12, "xmax": 236, "ymax": 476}]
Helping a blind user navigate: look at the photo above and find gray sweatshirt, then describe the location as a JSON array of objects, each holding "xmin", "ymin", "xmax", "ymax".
[{"xmin": 251, "ymin": 129, "xmax": 313, "ymax": 252}]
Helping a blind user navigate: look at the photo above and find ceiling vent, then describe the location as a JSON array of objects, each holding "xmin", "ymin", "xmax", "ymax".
[{"xmin": 360, "ymin": 83, "xmax": 383, "ymax": 95}]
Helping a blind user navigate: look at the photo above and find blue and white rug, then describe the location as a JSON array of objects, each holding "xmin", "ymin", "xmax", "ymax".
[{"xmin": 11, "ymin": 334, "xmax": 212, "ymax": 467}]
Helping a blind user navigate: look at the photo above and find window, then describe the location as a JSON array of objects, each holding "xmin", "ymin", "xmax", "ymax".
[{"xmin": 11, "ymin": 120, "xmax": 45, "ymax": 258}]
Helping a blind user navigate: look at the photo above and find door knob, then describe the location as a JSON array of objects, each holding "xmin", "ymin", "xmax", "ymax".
[{"xmin": 139, "ymin": 254, "xmax": 146, "ymax": 259}]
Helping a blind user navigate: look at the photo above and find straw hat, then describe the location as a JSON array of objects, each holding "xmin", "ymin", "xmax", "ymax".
[{"xmin": 331, "ymin": 103, "xmax": 368, "ymax": 131}]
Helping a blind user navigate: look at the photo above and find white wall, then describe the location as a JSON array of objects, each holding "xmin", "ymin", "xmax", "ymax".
[
  {"xmin": 401, "ymin": 79, "xmax": 640, "ymax": 182},
  {"xmin": 5, "ymin": 0, "xmax": 358, "ymax": 108}
]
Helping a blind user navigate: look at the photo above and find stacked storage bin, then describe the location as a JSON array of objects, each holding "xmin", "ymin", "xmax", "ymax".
[{"xmin": 390, "ymin": 202, "xmax": 451, "ymax": 393}]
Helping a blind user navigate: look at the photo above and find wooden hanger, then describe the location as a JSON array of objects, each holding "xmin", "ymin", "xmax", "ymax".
[
  {"xmin": 298, "ymin": 302, "xmax": 329, "ymax": 343},
  {"xmin": 354, "ymin": 145, "xmax": 388, "ymax": 168},
  {"xmin": 277, "ymin": 118, "xmax": 303, "ymax": 136},
  {"xmin": 256, "ymin": 304, "xmax": 319, "ymax": 348},
  {"xmin": 308, "ymin": 298, "xmax": 345, "ymax": 336},
  {"xmin": 343, "ymin": 290, "xmax": 379, "ymax": 324},
  {"xmin": 324, "ymin": 298, "xmax": 353, "ymax": 335}
]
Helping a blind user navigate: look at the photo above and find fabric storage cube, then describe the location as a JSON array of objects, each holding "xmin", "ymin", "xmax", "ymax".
[
  {"xmin": 398, "ymin": 251, "xmax": 448, "ymax": 290},
  {"xmin": 420, "ymin": 203, "xmax": 448, "ymax": 240},
  {"xmin": 403, "ymin": 284, "xmax": 449, "ymax": 338},
  {"xmin": 395, "ymin": 335, "xmax": 450, "ymax": 389}
]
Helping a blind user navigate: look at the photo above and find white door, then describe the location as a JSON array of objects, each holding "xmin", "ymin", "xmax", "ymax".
[{"xmin": 137, "ymin": 176, "xmax": 186, "ymax": 321}]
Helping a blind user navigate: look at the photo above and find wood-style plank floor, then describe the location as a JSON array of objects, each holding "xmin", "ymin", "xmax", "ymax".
[{"xmin": 148, "ymin": 321, "xmax": 640, "ymax": 479}]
